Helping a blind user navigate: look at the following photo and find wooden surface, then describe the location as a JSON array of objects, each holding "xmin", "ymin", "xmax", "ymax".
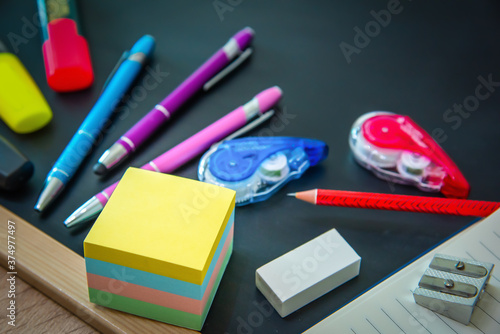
[
  {"xmin": 0, "ymin": 206, "xmax": 198, "ymax": 334},
  {"xmin": 0, "ymin": 265, "xmax": 98, "ymax": 333}
]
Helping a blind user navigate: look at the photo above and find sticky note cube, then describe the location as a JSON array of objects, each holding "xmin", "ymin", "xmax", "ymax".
[
  {"xmin": 84, "ymin": 168, "xmax": 235, "ymax": 330},
  {"xmin": 256, "ymin": 229, "xmax": 361, "ymax": 317}
]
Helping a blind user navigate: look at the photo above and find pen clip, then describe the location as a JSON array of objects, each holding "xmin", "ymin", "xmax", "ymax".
[
  {"xmin": 215, "ymin": 109, "xmax": 275, "ymax": 147},
  {"xmin": 203, "ymin": 47, "xmax": 253, "ymax": 91},
  {"xmin": 100, "ymin": 50, "xmax": 130, "ymax": 95}
]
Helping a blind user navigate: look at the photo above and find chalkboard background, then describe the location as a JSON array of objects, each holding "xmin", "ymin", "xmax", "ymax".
[{"xmin": 1, "ymin": 1, "xmax": 500, "ymax": 333}]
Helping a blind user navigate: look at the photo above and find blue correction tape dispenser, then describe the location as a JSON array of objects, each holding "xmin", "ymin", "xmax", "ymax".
[{"xmin": 198, "ymin": 137, "xmax": 328, "ymax": 206}]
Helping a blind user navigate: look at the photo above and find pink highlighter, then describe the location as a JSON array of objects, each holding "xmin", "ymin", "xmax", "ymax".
[
  {"xmin": 38, "ymin": 0, "xmax": 94, "ymax": 92},
  {"xmin": 349, "ymin": 111, "xmax": 470, "ymax": 198}
]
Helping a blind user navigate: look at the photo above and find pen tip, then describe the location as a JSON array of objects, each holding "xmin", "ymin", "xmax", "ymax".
[
  {"xmin": 93, "ymin": 163, "xmax": 107, "ymax": 176},
  {"xmin": 287, "ymin": 193, "xmax": 296, "ymax": 197},
  {"xmin": 64, "ymin": 197, "xmax": 104, "ymax": 228},
  {"xmin": 34, "ymin": 177, "xmax": 64, "ymax": 212},
  {"xmin": 64, "ymin": 216, "xmax": 77, "ymax": 228},
  {"xmin": 34, "ymin": 196, "xmax": 50, "ymax": 212}
]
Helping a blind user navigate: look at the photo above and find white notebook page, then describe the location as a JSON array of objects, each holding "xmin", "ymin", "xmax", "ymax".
[{"xmin": 304, "ymin": 209, "xmax": 500, "ymax": 334}]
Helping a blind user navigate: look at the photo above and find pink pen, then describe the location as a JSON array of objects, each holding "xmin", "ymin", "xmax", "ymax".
[
  {"xmin": 94, "ymin": 27, "xmax": 255, "ymax": 175},
  {"xmin": 64, "ymin": 86, "xmax": 282, "ymax": 227}
]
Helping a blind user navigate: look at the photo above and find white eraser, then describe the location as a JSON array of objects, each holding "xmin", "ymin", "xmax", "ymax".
[{"xmin": 255, "ymin": 229, "xmax": 361, "ymax": 317}]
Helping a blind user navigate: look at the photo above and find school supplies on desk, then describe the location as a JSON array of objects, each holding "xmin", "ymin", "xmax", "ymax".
[
  {"xmin": 349, "ymin": 111, "xmax": 470, "ymax": 198},
  {"xmin": 0, "ymin": 41, "xmax": 52, "ymax": 134},
  {"xmin": 304, "ymin": 208, "xmax": 500, "ymax": 334},
  {"xmin": 35, "ymin": 35, "xmax": 155, "ymax": 212},
  {"xmin": 0, "ymin": 135, "xmax": 34, "ymax": 191},
  {"xmin": 199, "ymin": 137, "xmax": 328, "ymax": 206},
  {"xmin": 288, "ymin": 189, "xmax": 500, "ymax": 217},
  {"xmin": 37, "ymin": 0, "xmax": 94, "ymax": 92},
  {"xmin": 84, "ymin": 168, "xmax": 235, "ymax": 330},
  {"xmin": 94, "ymin": 27, "xmax": 255, "ymax": 175},
  {"xmin": 65, "ymin": 86, "xmax": 282, "ymax": 227}
]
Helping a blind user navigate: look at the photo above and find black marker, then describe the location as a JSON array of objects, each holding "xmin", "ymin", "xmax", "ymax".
[{"xmin": 0, "ymin": 135, "xmax": 34, "ymax": 191}]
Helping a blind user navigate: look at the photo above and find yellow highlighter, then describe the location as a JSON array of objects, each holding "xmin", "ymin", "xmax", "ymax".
[{"xmin": 0, "ymin": 41, "xmax": 52, "ymax": 134}]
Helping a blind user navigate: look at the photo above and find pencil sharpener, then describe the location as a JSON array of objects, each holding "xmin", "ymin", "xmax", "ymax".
[
  {"xmin": 198, "ymin": 137, "xmax": 328, "ymax": 206},
  {"xmin": 412, "ymin": 254, "xmax": 494, "ymax": 325},
  {"xmin": 349, "ymin": 111, "xmax": 470, "ymax": 198}
]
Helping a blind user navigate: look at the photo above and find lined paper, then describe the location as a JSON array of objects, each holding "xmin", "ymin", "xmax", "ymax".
[{"xmin": 304, "ymin": 209, "xmax": 500, "ymax": 334}]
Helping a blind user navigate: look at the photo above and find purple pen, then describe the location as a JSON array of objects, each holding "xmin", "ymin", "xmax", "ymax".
[{"xmin": 94, "ymin": 27, "xmax": 255, "ymax": 175}]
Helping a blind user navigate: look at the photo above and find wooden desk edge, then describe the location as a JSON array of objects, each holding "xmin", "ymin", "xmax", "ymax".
[{"xmin": 0, "ymin": 206, "xmax": 198, "ymax": 334}]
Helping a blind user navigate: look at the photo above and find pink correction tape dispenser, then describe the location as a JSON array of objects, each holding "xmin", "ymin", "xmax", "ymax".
[{"xmin": 349, "ymin": 111, "xmax": 470, "ymax": 199}]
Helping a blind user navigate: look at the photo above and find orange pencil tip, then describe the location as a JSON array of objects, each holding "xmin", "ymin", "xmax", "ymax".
[{"xmin": 293, "ymin": 189, "xmax": 317, "ymax": 204}]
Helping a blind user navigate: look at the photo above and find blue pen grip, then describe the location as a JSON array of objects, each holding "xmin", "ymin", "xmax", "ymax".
[{"xmin": 50, "ymin": 59, "xmax": 143, "ymax": 182}]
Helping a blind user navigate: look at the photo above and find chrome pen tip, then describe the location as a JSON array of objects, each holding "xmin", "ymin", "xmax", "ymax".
[
  {"xmin": 286, "ymin": 193, "xmax": 296, "ymax": 197},
  {"xmin": 34, "ymin": 177, "xmax": 64, "ymax": 212},
  {"xmin": 34, "ymin": 201, "xmax": 45, "ymax": 212},
  {"xmin": 64, "ymin": 197, "xmax": 104, "ymax": 228},
  {"xmin": 64, "ymin": 215, "xmax": 76, "ymax": 228},
  {"xmin": 93, "ymin": 163, "xmax": 107, "ymax": 176},
  {"xmin": 64, "ymin": 214, "xmax": 82, "ymax": 228},
  {"xmin": 95, "ymin": 143, "xmax": 128, "ymax": 174}
]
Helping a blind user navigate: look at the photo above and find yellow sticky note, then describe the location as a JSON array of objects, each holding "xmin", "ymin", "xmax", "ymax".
[{"xmin": 84, "ymin": 168, "xmax": 235, "ymax": 285}]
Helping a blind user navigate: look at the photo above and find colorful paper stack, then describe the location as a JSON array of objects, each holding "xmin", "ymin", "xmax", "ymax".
[{"xmin": 84, "ymin": 168, "xmax": 235, "ymax": 330}]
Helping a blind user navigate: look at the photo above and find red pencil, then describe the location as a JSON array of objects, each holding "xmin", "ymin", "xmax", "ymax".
[{"xmin": 288, "ymin": 189, "xmax": 500, "ymax": 217}]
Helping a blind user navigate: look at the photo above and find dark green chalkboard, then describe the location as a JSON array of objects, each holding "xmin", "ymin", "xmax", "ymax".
[{"xmin": 1, "ymin": 1, "xmax": 500, "ymax": 333}]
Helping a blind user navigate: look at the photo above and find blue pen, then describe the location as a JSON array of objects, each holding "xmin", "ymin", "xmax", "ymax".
[{"xmin": 35, "ymin": 35, "xmax": 156, "ymax": 212}]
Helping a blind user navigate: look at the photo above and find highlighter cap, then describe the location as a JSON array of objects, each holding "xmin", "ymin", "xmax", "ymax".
[
  {"xmin": 42, "ymin": 18, "xmax": 94, "ymax": 92},
  {"xmin": 0, "ymin": 52, "xmax": 52, "ymax": 133}
]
